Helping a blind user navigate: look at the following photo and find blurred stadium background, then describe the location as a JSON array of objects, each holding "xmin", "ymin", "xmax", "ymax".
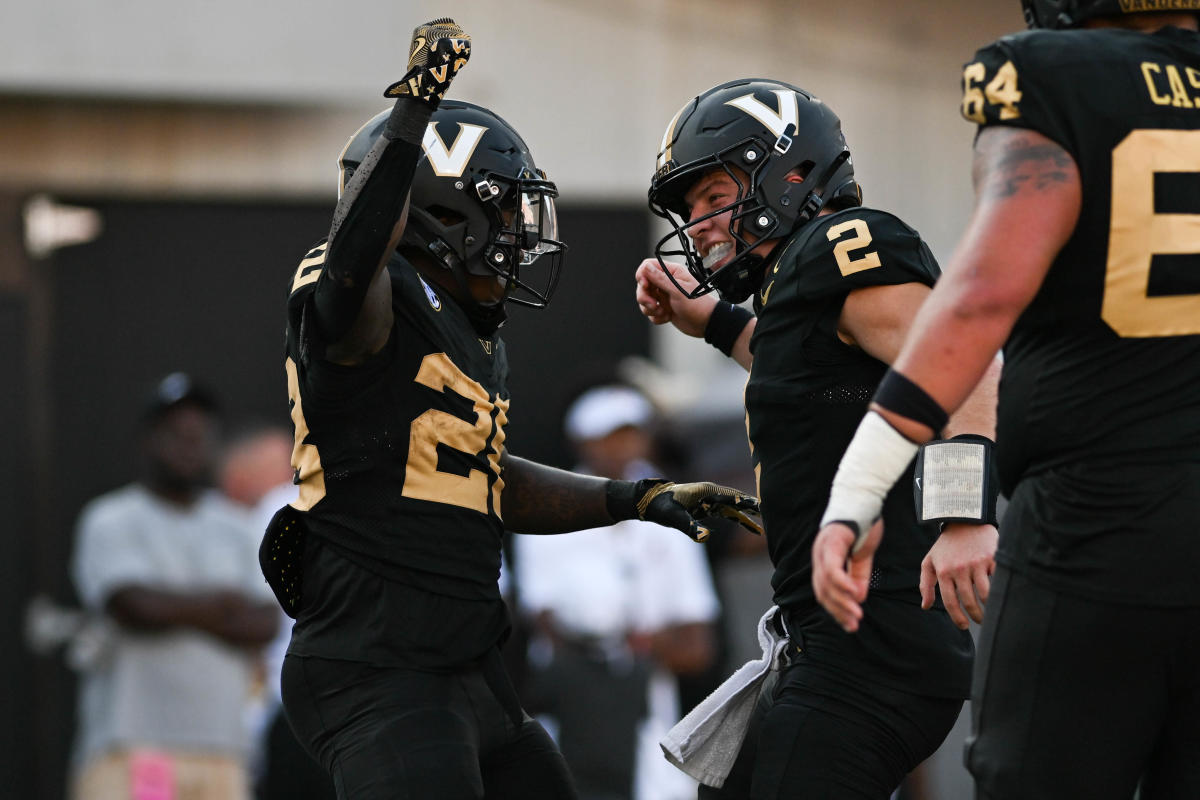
[{"xmin": 0, "ymin": 2, "xmax": 1021, "ymax": 797}]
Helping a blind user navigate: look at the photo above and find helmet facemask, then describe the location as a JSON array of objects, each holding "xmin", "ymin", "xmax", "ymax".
[
  {"xmin": 650, "ymin": 135, "xmax": 853, "ymax": 304},
  {"xmin": 649, "ymin": 139, "xmax": 776, "ymax": 303},
  {"xmin": 648, "ymin": 79, "xmax": 859, "ymax": 305},
  {"xmin": 478, "ymin": 167, "xmax": 565, "ymax": 309}
]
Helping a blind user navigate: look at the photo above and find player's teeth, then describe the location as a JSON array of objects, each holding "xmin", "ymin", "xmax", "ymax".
[{"xmin": 703, "ymin": 242, "xmax": 732, "ymax": 269}]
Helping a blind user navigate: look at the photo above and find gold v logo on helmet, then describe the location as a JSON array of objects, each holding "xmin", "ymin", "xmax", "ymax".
[
  {"xmin": 422, "ymin": 122, "xmax": 488, "ymax": 177},
  {"xmin": 725, "ymin": 90, "xmax": 799, "ymax": 140}
]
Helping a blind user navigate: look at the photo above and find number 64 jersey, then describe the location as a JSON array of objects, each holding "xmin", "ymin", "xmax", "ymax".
[
  {"xmin": 963, "ymin": 26, "xmax": 1200, "ymax": 606},
  {"xmin": 281, "ymin": 243, "xmax": 512, "ymax": 667}
]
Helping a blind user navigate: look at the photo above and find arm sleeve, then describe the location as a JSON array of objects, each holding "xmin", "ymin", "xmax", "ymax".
[{"xmin": 307, "ymin": 99, "xmax": 431, "ymax": 346}]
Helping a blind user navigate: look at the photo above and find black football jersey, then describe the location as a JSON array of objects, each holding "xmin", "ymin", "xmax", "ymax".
[
  {"xmin": 282, "ymin": 242, "xmax": 513, "ymax": 666},
  {"xmin": 964, "ymin": 26, "xmax": 1200, "ymax": 604},
  {"xmin": 285, "ymin": 240, "xmax": 510, "ymax": 598},
  {"xmin": 747, "ymin": 207, "xmax": 972, "ymax": 698}
]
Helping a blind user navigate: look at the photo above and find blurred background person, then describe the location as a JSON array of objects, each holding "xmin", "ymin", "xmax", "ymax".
[
  {"xmin": 68, "ymin": 372, "xmax": 279, "ymax": 800},
  {"xmin": 217, "ymin": 424, "xmax": 335, "ymax": 800},
  {"xmin": 513, "ymin": 382, "xmax": 721, "ymax": 800}
]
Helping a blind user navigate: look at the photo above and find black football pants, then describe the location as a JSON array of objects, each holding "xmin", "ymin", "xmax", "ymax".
[
  {"xmin": 967, "ymin": 566, "xmax": 1200, "ymax": 800},
  {"xmin": 281, "ymin": 653, "xmax": 578, "ymax": 800},
  {"xmin": 700, "ymin": 653, "xmax": 962, "ymax": 799}
]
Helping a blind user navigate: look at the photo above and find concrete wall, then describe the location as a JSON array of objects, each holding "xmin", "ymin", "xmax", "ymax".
[{"xmin": 0, "ymin": 0, "xmax": 1024, "ymax": 410}]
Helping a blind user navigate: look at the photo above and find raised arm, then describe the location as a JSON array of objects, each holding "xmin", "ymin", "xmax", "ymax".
[{"xmin": 312, "ymin": 19, "xmax": 471, "ymax": 365}]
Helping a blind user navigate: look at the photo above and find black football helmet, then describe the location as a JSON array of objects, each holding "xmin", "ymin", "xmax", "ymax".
[
  {"xmin": 649, "ymin": 78, "xmax": 861, "ymax": 302},
  {"xmin": 338, "ymin": 100, "xmax": 565, "ymax": 319},
  {"xmin": 1022, "ymin": 0, "xmax": 1200, "ymax": 28}
]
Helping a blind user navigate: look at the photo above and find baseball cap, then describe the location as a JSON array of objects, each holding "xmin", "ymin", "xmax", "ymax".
[
  {"xmin": 564, "ymin": 385, "xmax": 654, "ymax": 441},
  {"xmin": 142, "ymin": 372, "xmax": 219, "ymax": 423}
]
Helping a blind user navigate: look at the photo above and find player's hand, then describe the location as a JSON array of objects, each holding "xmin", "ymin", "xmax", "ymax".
[
  {"xmin": 812, "ymin": 519, "xmax": 882, "ymax": 633},
  {"xmin": 635, "ymin": 480, "xmax": 762, "ymax": 543},
  {"xmin": 920, "ymin": 522, "xmax": 997, "ymax": 629},
  {"xmin": 636, "ymin": 258, "xmax": 717, "ymax": 338},
  {"xmin": 384, "ymin": 17, "xmax": 471, "ymax": 107}
]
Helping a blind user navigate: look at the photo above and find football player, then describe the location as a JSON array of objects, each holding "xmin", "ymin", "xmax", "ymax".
[
  {"xmin": 812, "ymin": 2, "xmax": 1200, "ymax": 797},
  {"xmin": 263, "ymin": 18, "xmax": 761, "ymax": 800},
  {"xmin": 635, "ymin": 78, "xmax": 1001, "ymax": 798}
]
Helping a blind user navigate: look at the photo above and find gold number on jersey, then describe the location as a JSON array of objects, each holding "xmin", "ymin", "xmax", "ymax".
[
  {"xmin": 962, "ymin": 62, "xmax": 987, "ymax": 124},
  {"xmin": 402, "ymin": 352, "xmax": 505, "ymax": 516},
  {"xmin": 962, "ymin": 60, "xmax": 1022, "ymax": 123},
  {"xmin": 827, "ymin": 219, "xmax": 882, "ymax": 276},
  {"xmin": 286, "ymin": 357, "xmax": 326, "ymax": 510},
  {"xmin": 291, "ymin": 243, "xmax": 327, "ymax": 294},
  {"xmin": 985, "ymin": 62, "xmax": 1022, "ymax": 120},
  {"xmin": 1103, "ymin": 129, "xmax": 1200, "ymax": 337}
]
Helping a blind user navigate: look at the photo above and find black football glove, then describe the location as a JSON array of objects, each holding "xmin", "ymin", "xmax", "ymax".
[
  {"xmin": 384, "ymin": 17, "xmax": 471, "ymax": 108},
  {"xmin": 607, "ymin": 479, "xmax": 763, "ymax": 543}
]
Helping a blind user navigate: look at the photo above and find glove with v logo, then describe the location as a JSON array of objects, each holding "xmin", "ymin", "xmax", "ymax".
[{"xmin": 384, "ymin": 17, "xmax": 471, "ymax": 108}]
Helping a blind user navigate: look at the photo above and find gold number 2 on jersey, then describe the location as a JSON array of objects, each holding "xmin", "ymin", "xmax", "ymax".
[
  {"xmin": 1104, "ymin": 129, "xmax": 1200, "ymax": 337},
  {"xmin": 827, "ymin": 218, "xmax": 882, "ymax": 276},
  {"xmin": 284, "ymin": 352, "xmax": 507, "ymax": 517},
  {"xmin": 402, "ymin": 353, "xmax": 507, "ymax": 516}
]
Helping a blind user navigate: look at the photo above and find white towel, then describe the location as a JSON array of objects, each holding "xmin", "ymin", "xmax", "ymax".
[{"xmin": 659, "ymin": 605, "xmax": 790, "ymax": 788}]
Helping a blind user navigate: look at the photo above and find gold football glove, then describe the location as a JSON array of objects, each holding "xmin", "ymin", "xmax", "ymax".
[
  {"xmin": 634, "ymin": 480, "xmax": 762, "ymax": 543},
  {"xmin": 384, "ymin": 17, "xmax": 471, "ymax": 107}
]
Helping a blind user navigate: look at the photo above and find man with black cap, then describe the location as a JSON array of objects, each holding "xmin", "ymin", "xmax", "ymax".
[{"xmin": 69, "ymin": 371, "xmax": 278, "ymax": 800}]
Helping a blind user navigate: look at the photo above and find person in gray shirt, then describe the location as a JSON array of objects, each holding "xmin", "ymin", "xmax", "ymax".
[{"xmin": 69, "ymin": 372, "xmax": 278, "ymax": 800}]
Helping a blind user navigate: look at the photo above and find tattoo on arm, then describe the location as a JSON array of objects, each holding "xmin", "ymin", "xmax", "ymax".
[{"xmin": 974, "ymin": 128, "xmax": 1075, "ymax": 201}]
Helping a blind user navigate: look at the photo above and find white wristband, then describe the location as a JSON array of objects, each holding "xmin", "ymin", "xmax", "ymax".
[{"xmin": 820, "ymin": 411, "xmax": 919, "ymax": 551}]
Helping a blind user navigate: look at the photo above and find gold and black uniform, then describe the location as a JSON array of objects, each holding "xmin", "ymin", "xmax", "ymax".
[
  {"xmin": 968, "ymin": 26, "xmax": 1200, "ymax": 606},
  {"xmin": 961, "ymin": 24, "xmax": 1200, "ymax": 799},
  {"xmin": 706, "ymin": 207, "xmax": 972, "ymax": 799},
  {"xmin": 284, "ymin": 242, "xmax": 512, "ymax": 669},
  {"xmin": 747, "ymin": 206, "xmax": 973, "ymax": 698}
]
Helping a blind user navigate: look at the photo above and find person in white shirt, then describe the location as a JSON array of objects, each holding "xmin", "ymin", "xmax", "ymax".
[{"xmin": 514, "ymin": 384, "xmax": 721, "ymax": 800}]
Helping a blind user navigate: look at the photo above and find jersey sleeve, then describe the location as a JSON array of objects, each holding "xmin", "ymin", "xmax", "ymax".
[
  {"xmin": 285, "ymin": 239, "xmax": 330, "ymax": 362},
  {"xmin": 784, "ymin": 208, "xmax": 941, "ymax": 302},
  {"xmin": 960, "ymin": 34, "xmax": 1072, "ymax": 150}
]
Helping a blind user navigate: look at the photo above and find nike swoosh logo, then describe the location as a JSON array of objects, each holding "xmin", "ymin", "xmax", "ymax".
[
  {"xmin": 411, "ymin": 36, "xmax": 426, "ymax": 59},
  {"xmin": 761, "ymin": 280, "xmax": 775, "ymax": 303},
  {"xmin": 915, "ymin": 477, "xmax": 922, "ymax": 490}
]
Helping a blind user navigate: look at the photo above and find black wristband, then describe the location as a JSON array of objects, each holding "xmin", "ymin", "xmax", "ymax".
[
  {"xmin": 605, "ymin": 478, "xmax": 663, "ymax": 522},
  {"xmin": 873, "ymin": 369, "xmax": 949, "ymax": 434},
  {"xmin": 703, "ymin": 302, "xmax": 754, "ymax": 357}
]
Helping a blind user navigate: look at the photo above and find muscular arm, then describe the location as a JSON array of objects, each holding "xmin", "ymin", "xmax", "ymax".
[
  {"xmin": 877, "ymin": 126, "xmax": 1079, "ymax": 440},
  {"xmin": 107, "ymin": 585, "xmax": 279, "ymax": 647},
  {"xmin": 814, "ymin": 127, "xmax": 1077, "ymax": 632},
  {"xmin": 500, "ymin": 453, "xmax": 614, "ymax": 534},
  {"xmin": 312, "ymin": 99, "xmax": 431, "ymax": 365}
]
